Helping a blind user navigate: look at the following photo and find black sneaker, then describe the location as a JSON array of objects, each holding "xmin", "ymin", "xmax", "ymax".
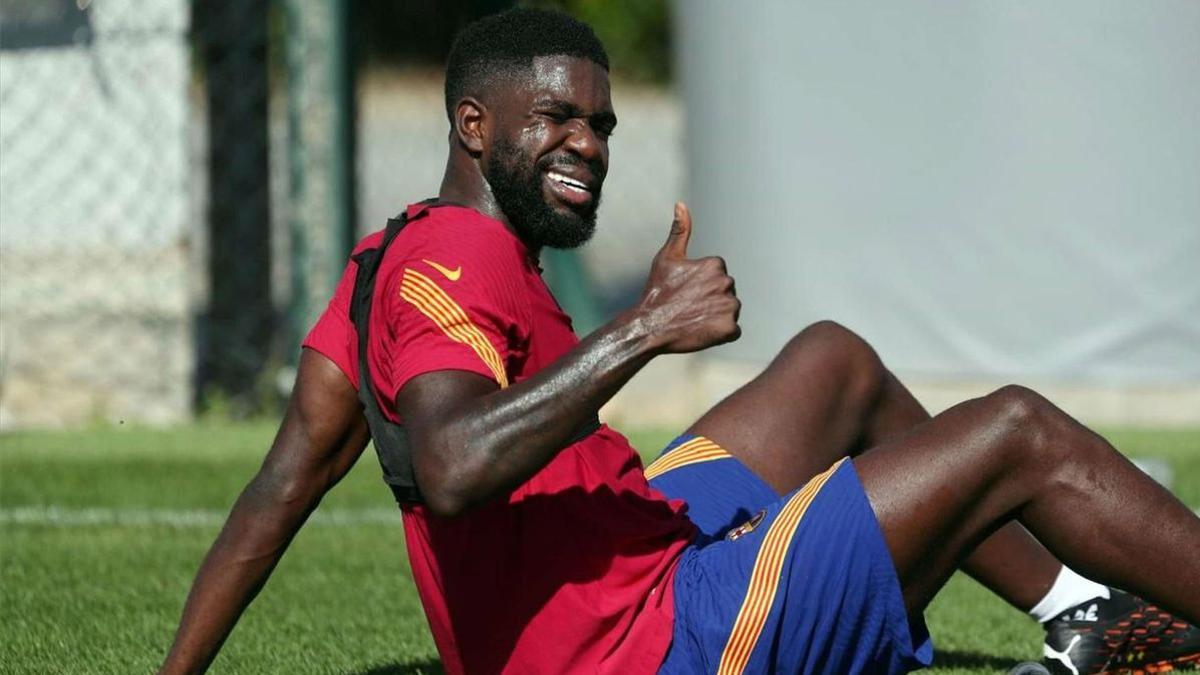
[{"xmin": 1042, "ymin": 590, "xmax": 1200, "ymax": 674}]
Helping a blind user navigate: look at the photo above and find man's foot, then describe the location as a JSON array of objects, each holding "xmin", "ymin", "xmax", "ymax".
[{"xmin": 1043, "ymin": 590, "xmax": 1200, "ymax": 674}]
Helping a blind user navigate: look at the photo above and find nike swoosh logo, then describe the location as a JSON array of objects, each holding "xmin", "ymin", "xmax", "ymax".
[{"xmin": 422, "ymin": 259, "xmax": 462, "ymax": 281}]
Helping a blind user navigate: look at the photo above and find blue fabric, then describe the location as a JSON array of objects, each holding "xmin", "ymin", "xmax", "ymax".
[
  {"xmin": 650, "ymin": 436, "xmax": 933, "ymax": 674},
  {"xmin": 648, "ymin": 433, "xmax": 780, "ymax": 542}
]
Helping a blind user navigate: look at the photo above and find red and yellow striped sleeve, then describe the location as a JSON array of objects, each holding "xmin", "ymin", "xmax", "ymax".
[
  {"xmin": 371, "ymin": 208, "xmax": 531, "ymax": 407},
  {"xmin": 397, "ymin": 267, "xmax": 509, "ymax": 388}
]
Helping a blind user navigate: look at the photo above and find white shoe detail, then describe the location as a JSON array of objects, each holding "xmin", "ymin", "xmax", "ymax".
[
  {"xmin": 1044, "ymin": 634, "xmax": 1082, "ymax": 675},
  {"xmin": 1071, "ymin": 603, "xmax": 1099, "ymax": 622}
]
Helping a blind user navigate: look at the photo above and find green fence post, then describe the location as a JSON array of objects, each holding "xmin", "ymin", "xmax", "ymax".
[
  {"xmin": 542, "ymin": 248, "xmax": 603, "ymax": 335},
  {"xmin": 284, "ymin": 0, "xmax": 356, "ymax": 361}
]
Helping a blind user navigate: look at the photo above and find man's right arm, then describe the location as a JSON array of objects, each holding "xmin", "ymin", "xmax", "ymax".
[
  {"xmin": 159, "ymin": 348, "xmax": 370, "ymax": 675},
  {"xmin": 402, "ymin": 203, "xmax": 741, "ymax": 517}
]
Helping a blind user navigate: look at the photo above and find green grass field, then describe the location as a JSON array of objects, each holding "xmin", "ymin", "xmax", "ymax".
[{"xmin": 2, "ymin": 424, "xmax": 1197, "ymax": 674}]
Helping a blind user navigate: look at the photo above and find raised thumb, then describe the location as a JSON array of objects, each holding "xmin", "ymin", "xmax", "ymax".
[{"xmin": 660, "ymin": 202, "xmax": 692, "ymax": 259}]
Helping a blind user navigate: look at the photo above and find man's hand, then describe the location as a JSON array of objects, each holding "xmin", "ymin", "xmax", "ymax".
[{"xmin": 638, "ymin": 202, "xmax": 741, "ymax": 353}]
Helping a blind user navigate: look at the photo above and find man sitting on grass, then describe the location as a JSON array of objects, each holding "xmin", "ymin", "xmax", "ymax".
[{"xmin": 161, "ymin": 9, "xmax": 1200, "ymax": 675}]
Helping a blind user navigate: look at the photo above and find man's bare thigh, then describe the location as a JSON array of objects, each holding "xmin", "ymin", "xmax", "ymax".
[{"xmin": 687, "ymin": 322, "xmax": 890, "ymax": 494}]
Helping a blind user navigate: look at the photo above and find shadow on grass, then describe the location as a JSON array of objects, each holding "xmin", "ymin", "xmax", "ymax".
[
  {"xmin": 935, "ymin": 649, "xmax": 1029, "ymax": 670},
  {"xmin": 350, "ymin": 652, "xmax": 1031, "ymax": 674},
  {"xmin": 350, "ymin": 659, "xmax": 444, "ymax": 675}
]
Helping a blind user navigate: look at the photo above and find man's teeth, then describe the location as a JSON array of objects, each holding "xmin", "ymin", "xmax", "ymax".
[{"xmin": 548, "ymin": 172, "xmax": 589, "ymax": 191}]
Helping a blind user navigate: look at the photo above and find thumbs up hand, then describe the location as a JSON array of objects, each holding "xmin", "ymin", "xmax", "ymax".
[{"xmin": 637, "ymin": 203, "xmax": 741, "ymax": 354}]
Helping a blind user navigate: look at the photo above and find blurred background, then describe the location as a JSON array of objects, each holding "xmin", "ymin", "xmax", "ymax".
[
  {"xmin": 1, "ymin": 3, "xmax": 1197, "ymax": 672},
  {"xmin": 1, "ymin": 0, "xmax": 1197, "ymax": 431}
]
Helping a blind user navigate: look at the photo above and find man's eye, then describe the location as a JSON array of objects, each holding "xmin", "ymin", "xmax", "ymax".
[{"xmin": 540, "ymin": 111, "xmax": 570, "ymax": 122}]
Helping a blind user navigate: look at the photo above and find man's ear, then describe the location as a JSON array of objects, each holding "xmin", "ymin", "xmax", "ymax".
[{"xmin": 453, "ymin": 97, "xmax": 487, "ymax": 155}]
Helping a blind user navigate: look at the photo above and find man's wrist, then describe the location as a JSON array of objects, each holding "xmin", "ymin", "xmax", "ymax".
[{"xmin": 608, "ymin": 307, "xmax": 666, "ymax": 358}]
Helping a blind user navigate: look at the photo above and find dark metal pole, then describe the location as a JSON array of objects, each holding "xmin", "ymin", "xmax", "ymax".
[{"xmin": 196, "ymin": 0, "xmax": 273, "ymax": 412}]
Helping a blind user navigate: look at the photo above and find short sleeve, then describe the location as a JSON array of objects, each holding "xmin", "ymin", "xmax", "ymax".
[
  {"xmin": 301, "ymin": 236, "xmax": 381, "ymax": 389},
  {"xmin": 377, "ymin": 220, "xmax": 529, "ymax": 401}
]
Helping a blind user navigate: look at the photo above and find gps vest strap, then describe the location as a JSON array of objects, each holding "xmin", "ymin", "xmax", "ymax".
[
  {"xmin": 348, "ymin": 202, "xmax": 600, "ymax": 505},
  {"xmin": 350, "ymin": 209, "xmax": 422, "ymax": 504}
]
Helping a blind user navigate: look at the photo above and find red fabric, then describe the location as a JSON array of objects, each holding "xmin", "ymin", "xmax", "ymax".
[{"xmin": 303, "ymin": 203, "xmax": 695, "ymax": 674}]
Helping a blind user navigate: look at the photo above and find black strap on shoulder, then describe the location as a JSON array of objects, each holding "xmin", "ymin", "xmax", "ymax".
[
  {"xmin": 351, "ymin": 211, "xmax": 423, "ymax": 504},
  {"xmin": 349, "ymin": 201, "xmax": 601, "ymax": 505}
]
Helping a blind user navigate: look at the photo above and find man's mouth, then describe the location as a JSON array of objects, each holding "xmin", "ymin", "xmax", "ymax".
[{"xmin": 545, "ymin": 169, "xmax": 595, "ymax": 208}]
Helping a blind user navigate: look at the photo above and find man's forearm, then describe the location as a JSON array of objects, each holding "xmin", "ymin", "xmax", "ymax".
[
  {"xmin": 159, "ymin": 351, "xmax": 370, "ymax": 674},
  {"xmin": 408, "ymin": 309, "xmax": 660, "ymax": 515},
  {"xmin": 160, "ymin": 478, "xmax": 316, "ymax": 674}
]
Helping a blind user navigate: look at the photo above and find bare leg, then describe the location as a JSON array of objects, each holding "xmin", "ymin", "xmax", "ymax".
[
  {"xmin": 855, "ymin": 385, "xmax": 1200, "ymax": 621},
  {"xmin": 690, "ymin": 321, "xmax": 1061, "ymax": 611},
  {"xmin": 870, "ymin": 371, "xmax": 1059, "ymax": 611}
]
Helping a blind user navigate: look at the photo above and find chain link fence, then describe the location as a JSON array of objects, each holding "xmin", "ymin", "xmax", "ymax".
[{"xmin": 1, "ymin": 0, "xmax": 192, "ymax": 427}]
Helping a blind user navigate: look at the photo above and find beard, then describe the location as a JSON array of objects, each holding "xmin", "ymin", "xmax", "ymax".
[{"xmin": 484, "ymin": 138, "xmax": 603, "ymax": 250}]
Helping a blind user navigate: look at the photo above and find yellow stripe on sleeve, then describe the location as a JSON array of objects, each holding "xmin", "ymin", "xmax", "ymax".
[
  {"xmin": 716, "ymin": 458, "xmax": 846, "ymax": 675},
  {"xmin": 401, "ymin": 276, "xmax": 507, "ymax": 381},
  {"xmin": 399, "ymin": 268, "xmax": 509, "ymax": 388}
]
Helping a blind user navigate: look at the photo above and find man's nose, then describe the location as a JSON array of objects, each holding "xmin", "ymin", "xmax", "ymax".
[{"xmin": 563, "ymin": 119, "xmax": 603, "ymax": 162}]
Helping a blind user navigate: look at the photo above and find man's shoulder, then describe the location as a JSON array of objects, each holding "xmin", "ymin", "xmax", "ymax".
[
  {"xmin": 382, "ymin": 205, "xmax": 528, "ymax": 280},
  {"xmin": 350, "ymin": 229, "xmax": 387, "ymax": 257},
  {"xmin": 352, "ymin": 205, "xmax": 533, "ymax": 324}
]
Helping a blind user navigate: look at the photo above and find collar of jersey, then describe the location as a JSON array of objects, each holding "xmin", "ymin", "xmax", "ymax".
[{"xmin": 404, "ymin": 200, "xmax": 538, "ymax": 271}]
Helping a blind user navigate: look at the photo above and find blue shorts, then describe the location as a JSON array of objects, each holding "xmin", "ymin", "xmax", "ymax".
[{"xmin": 649, "ymin": 434, "xmax": 934, "ymax": 674}]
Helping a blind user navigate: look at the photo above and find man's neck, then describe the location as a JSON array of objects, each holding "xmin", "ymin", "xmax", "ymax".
[{"xmin": 438, "ymin": 158, "xmax": 542, "ymax": 260}]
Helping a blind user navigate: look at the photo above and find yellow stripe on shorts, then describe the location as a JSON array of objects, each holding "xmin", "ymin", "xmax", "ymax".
[
  {"xmin": 716, "ymin": 458, "xmax": 847, "ymax": 675},
  {"xmin": 643, "ymin": 436, "xmax": 732, "ymax": 481},
  {"xmin": 399, "ymin": 268, "xmax": 509, "ymax": 388}
]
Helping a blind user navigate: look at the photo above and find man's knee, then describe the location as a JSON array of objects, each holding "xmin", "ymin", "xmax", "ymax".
[
  {"xmin": 780, "ymin": 321, "xmax": 886, "ymax": 403},
  {"xmin": 980, "ymin": 384, "xmax": 1065, "ymax": 463}
]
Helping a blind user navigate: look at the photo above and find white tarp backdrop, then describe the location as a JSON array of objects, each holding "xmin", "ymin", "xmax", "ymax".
[{"xmin": 676, "ymin": 1, "xmax": 1200, "ymax": 386}]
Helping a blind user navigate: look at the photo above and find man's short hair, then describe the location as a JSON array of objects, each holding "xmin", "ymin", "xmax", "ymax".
[{"xmin": 444, "ymin": 8, "xmax": 610, "ymax": 121}]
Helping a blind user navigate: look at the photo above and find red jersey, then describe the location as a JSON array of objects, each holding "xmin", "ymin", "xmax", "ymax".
[{"xmin": 303, "ymin": 202, "xmax": 696, "ymax": 674}]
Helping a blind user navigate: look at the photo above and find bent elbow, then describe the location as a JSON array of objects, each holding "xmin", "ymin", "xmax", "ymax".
[
  {"xmin": 421, "ymin": 489, "xmax": 468, "ymax": 519},
  {"xmin": 416, "ymin": 466, "xmax": 475, "ymax": 518},
  {"xmin": 412, "ymin": 450, "xmax": 471, "ymax": 520},
  {"xmin": 412, "ymin": 420, "xmax": 507, "ymax": 518},
  {"xmin": 252, "ymin": 466, "xmax": 323, "ymax": 512}
]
